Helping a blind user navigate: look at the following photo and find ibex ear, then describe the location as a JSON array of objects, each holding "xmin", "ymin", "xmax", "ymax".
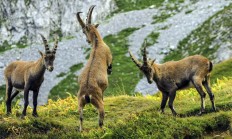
[
  {"xmin": 151, "ymin": 59, "xmax": 156, "ymax": 65},
  {"xmin": 38, "ymin": 50, "xmax": 44, "ymax": 57},
  {"xmin": 95, "ymin": 24, "xmax": 99, "ymax": 28}
]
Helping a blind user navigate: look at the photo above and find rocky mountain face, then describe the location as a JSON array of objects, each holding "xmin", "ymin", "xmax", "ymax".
[{"xmin": 0, "ymin": 0, "xmax": 115, "ymax": 45}]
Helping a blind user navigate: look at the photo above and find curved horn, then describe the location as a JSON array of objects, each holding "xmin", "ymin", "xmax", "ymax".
[
  {"xmin": 40, "ymin": 34, "xmax": 49, "ymax": 54},
  {"xmin": 143, "ymin": 40, "xmax": 148, "ymax": 66},
  {"xmin": 129, "ymin": 51, "xmax": 142, "ymax": 68},
  {"xmin": 76, "ymin": 12, "xmax": 85, "ymax": 28},
  {"xmin": 53, "ymin": 36, "xmax": 58, "ymax": 54},
  {"xmin": 86, "ymin": 5, "xmax": 95, "ymax": 24}
]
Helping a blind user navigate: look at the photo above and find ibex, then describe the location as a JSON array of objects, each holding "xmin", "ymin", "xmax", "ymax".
[
  {"xmin": 76, "ymin": 5, "xmax": 112, "ymax": 131},
  {"xmin": 4, "ymin": 34, "xmax": 58, "ymax": 117},
  {"xmin": 129, "ymin": 41, "xmax": 216, "ymax": 116}
]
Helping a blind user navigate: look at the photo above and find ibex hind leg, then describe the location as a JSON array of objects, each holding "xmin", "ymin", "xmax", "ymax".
[
  {"xmin": 6, "ymin": 81, "xmax": 13, "ymax": 115},
  {"xmin": 192, "ymin": 77, "xmax": 206, "ymax": 115},
  {"xmin": 92, "ymin": 99, "xmax": 104, "ymax": 128},
  {"xmin": 78, "ymin": 97, "xmax": 86, "ymax": 132},
  {"xmin": 202, "ymin": 75, "xmax": 216, "ymax": 112}
]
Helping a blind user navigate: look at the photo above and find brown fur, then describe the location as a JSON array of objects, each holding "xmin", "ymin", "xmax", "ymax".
[
  {"xmin": 76, "ymin": 5, "xmax": 112, "ymax": 131},
  {"xmin": 129, "ymin": 43, "xmax": 216, "ymax": 116},
  {"xmin": 4, "ymin": 34, "xmax": 58, "ymax": 117}
]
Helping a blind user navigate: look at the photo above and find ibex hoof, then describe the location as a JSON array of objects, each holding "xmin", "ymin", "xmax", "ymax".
[
  {"xmin": 6, "ymin": 112, "xmax": 11, "ymax": 116},
  {"xmin": 79, "ymin": 127, "xmax": 82, "ymax": 132},
  {"xmin": 32, "ymin": 113, "xmax": 38, "ymax": 117},
  {"xmin": 20, "ymin": 115, "xmax": 26, "ymax": 119}
]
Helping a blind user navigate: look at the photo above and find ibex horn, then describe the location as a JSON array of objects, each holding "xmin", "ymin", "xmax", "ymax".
[
  {"xmin": 142, "ymin": 40, "xmax": 148, "ymax": 66},
  {"xmin": 40, "ymin": 34, "xmax": 50, "ymax": 54},
  {"xmin": 86, "ymin": 5, "xmax": 95, "ymax": 24},
  {"xmin": 53, "ymin": 36, "xmax": 58, "ymax": 54},
  {"xmin": 129, "ymin": 51, "xmax": 142, "ymax": 68},
  {"xmin": 76, "ymin": 12, "xmax": 85, "ymax": 28}
]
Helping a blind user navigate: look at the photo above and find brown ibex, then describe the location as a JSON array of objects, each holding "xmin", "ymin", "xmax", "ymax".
[
  {"xmin": 129, "ymin": 41, "xmax": 216, "ymax": 116},
  {"xmin": 4, "ymin": 34, "xmax": 58, "ymax": 117},
  {"xmin": 76, "ymin": 5, "xmax": 112, "ymax": 131}
]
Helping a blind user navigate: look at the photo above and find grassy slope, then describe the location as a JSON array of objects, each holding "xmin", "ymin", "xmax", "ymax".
[
  {"xmin": 0, "ymin": 77, "xmax": 231, "ymax": 138},
  {"xmin": 164, "ymin": 3, "xmax": 232, "ymax": 62}
]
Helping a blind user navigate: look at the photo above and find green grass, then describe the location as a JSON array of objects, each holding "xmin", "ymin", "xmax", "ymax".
[
  {"xmin": 163, "ymin": 3, "xmax": 232, "ymax": 62},
  {"xmin": 103, "ymin": 27, "xmax": 143, "ymax": 96},
  {"xmin": 0, "ymin": 78, "xmax": 232, "ymax": 138},
  {"xmin": 113, "ymin": 0, "xmax": 164, "ymax": 14},
  {"xmin": 152, "ymin": 11, "xmax": 172, "ymax": 24},
  {"xmin": 144, "ymin": 31, "xmax": 160, "ymax": 47},
  {"xmin": 0, "ymin": 85, "xmax": 6, "ymax": 102},
  {"xmin": 0, "ymin": 36, "xmax": 28, "ymax": 53},
  {"xmin": 211, "ymin": 58, "xmax": 232, "ymax": 83},
  {"xmin": 49, "ymin": 63, "xmax": 83, "ymax": 100},
  {"xmin": 113, "ymin": 0, "xmax": 185, "ymax": 14}
]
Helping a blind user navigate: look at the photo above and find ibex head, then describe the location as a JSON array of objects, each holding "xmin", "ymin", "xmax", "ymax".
[
  {"xmin": 77, "ymin": 5, "xmax": 99, "ymax": 44},
  {"xmin": 129, "ymin": 41, "xmax": 155, "ymax": 84},
  {"xmin": 39, "ymin": 34, "xmax": 58, "ymax": 72}
]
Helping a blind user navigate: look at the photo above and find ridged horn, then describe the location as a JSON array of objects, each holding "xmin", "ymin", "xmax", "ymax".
[
  {"xmin": 142, "ymin": 40, "xmax": 148, "ymax": 66},
  {"xmin": 86, "ymin": 5, "xmax": 95, "ymax": 24},
  {"xmin": 76, "ymin": 12, "xmax": 85, "ymax": 28},
  {"xmin": 53, "ymin": 36, "xmax": 58, "ymax": 54},
  {"xmin": 129, "ymin": 51, "xmax": 142, "ymax": 68},
  {"xmin": 40, "ymin": 34, "xmax": 50, "ymax": 54}
]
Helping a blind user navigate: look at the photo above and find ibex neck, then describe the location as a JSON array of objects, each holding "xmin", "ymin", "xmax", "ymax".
[
  {"xmin": 152, "ymin": 64, "xmax": 160, "ymax": 82},
  {"xmin": 91, "ymin": 28, "xmax": 103, "ymax": 47},
  {"xmin": 33, "ymin": 57, "xmax": 46, "ymax": 77}
]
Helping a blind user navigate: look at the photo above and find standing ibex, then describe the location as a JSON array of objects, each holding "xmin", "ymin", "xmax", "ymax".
[
  {"xmin": 76, "ymin": 5, "xmax": 112, "ymax": 131},
  {"xmin": 129, "ymin": 41, "xmax": 216, "ymax": 116},
  {"xmin": 4, "ymin": 34, "xmax": 58, "ymax": 117}
]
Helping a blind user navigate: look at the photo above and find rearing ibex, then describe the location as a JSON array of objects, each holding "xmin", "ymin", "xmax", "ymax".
[
  {"xmin": 129, "ymin": 41, "xmax": 216, "ymax": 116},
  {"xmin": 4, "ymin": 34, "xmax": 58, "ymax": 117},
  {"xmin": 76, "ymin": 5, "xmax": 112, "ymax": 131}
]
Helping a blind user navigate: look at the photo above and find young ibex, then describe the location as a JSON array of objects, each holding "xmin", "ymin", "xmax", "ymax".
[
  {"xmin": 4, "ymin": 34, "xmax": 58, "ymax": 117},
  {"xmin": 129, "ymin": 41, "xmax": 216, "ymax": 116},
  {"xmin": 76, "ymin": 5, "xmax": 112, "ymax": 131}
]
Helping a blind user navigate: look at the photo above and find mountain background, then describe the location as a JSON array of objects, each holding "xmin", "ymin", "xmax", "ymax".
[
  {"xmin": 1, "ymin": 0, "xmax": 232, "ymax": 105},
  {"xmin": 1, "ymin": 0, "xmax": 232, "ymax": 138}
]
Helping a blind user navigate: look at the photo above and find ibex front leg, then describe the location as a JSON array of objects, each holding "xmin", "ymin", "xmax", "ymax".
[
  {"xmin": 32, "ymin": 90, "xmax": 39, "ymax": 117},
  {"xmin": 168, "ymin": 91, "xmax": 177, "ymax": 116},
  {"xmin": 22, "ymin": 86, "xmax": 30, "ymax": 117},
  {"xmin": 161, "ymin": 92, "xmax": 168, "ymax": 114}
]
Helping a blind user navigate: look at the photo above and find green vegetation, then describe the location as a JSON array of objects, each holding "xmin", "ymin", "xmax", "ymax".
[
  {"xmin": 144, "ymin": 31, "xmax": 160, "ymax": 46},
  {"xmin": 152, "ymin": 12, "xmax": 172, "ymax": 24},
  {"xmin": 113, "ymin": 0, "xmax": 185, "ymax": 14},
  {"xmin": 103, "ymin": 28, "xmax": 142, "ymax": 96},
  {"xmin": 0, "ymin": 78, "xmax": 232, "ymax": 138},
  {"xmin": 49, "ymin": 63, "xmax": 83, "ymax": 100},
  {"xmin": 113, "ymin": 0, "xmax": 164, "ymax": 13},
  {"xmin": 211, "ymin": 58, "xmax": 232, "ymax": 83},
  {"xmin": 164, "ymin": 4, "xmax": 232, "ymax": 62},
  {"xmin": 0, "ymin": 36, "xmax": 28, "ymax": 53},
  {"xmin": 0, "ymin": 85, "xmax": 6, "ymax": 102}
]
